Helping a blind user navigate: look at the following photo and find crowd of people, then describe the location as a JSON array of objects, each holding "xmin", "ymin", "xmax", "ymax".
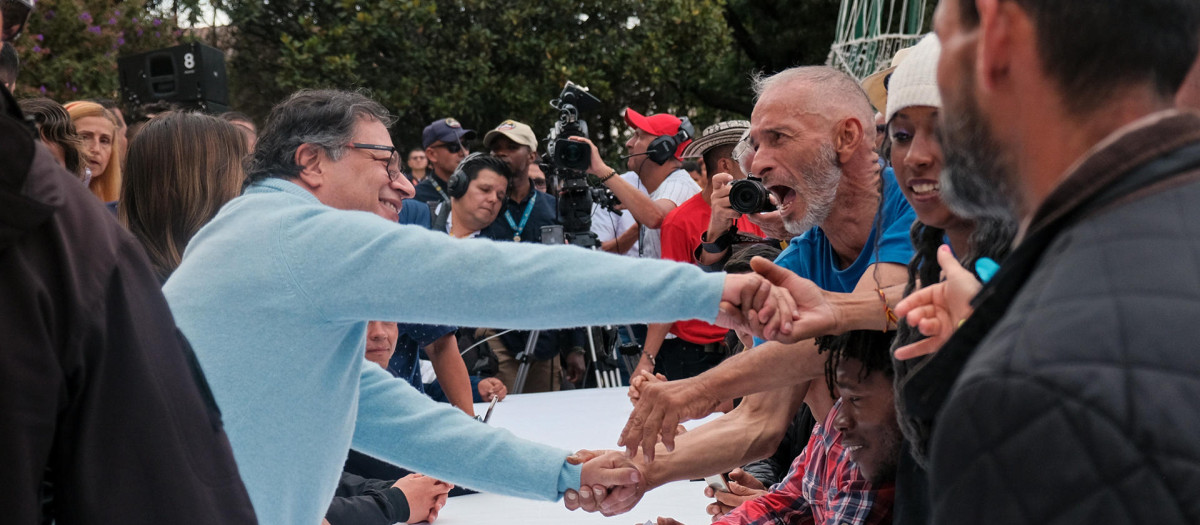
[{"xmin": 3, "ymin": 0, "xmax": 1200, "ymax": 524}]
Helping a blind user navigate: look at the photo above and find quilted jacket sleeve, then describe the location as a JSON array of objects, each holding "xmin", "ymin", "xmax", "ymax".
[
  {"xmin": 929, "ymin": 372, "xmax": 1195, "ymax": 524},
  {"xmin": 928, "ymin": 201, "xmax": 1200, "ymax": 525}
]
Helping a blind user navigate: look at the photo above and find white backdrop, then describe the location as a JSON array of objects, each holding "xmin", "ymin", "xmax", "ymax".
[{"xmin": 427, "ymin": 388, "xmax": 719, "ymax": 525}]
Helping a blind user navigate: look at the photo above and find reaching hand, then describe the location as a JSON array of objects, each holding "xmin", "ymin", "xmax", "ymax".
[
  {"xmin": 392, "ymin": 473, "xmax": 452, "ymax": 523},
  {"xmin": 715, "ymin": 273, "xmax": 799, "ymax": 342},
  {"xmin": 654, "ymin": 517, "xmax": 685, "ymax": 525},
  {"xmin": 628, "ymin": 369, "xmax": 667, "ymax": 405},
  {"xmin": 477, "ymin": 377, "xmax": 507, "ymax": 402},
  {"xmin": 702, "ymin": 468, "xmax": 766, "ymax": 520},
  {"xmin": 750, "ymin": 256, "xmax": 839, "ymax": 343},
  {"xmin": 565, "ymin": 351, "xmax": 587, "ymax": 385},
  {"xmin": 617, "ymin": 376, "xmax": 720, "ymax": 463},
  {"xmin": 566, "ymin": 136, "xmax": 610, "ymax": 178},
  {"xmin": 562, "ymin": 451, "xmax": 645, "ymax": 516},
  {"xmin": 893, "ymin": 245, "xmax": 982, "ymax": 360}
]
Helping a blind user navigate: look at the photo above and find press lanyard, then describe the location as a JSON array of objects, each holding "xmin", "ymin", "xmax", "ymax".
[
  {"xmin": 429, "ymin": 178, "xmax": 451, "ymax": 202},
  {"xmin": 504, "ymin": 192, "xmax": 537, "ymax": 242}
]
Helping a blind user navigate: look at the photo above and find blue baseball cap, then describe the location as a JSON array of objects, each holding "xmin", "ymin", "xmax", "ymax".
[{"xmin": 422, "ymin": 118, "xmax": 476, "ymax": 149}]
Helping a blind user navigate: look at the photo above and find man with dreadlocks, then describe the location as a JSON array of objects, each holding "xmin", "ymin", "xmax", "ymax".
[{"xmin": 652, "ymin": 331, "xmax": 899, "ymax": 525}]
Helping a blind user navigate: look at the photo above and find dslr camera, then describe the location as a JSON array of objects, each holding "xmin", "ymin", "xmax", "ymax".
[{"xmin": 728, "ymin": 176, "xmax": 777, "ymax": 214}]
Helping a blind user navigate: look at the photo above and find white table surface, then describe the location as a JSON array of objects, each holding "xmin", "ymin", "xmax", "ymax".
[{"xmin": 428, "ymin": 387, "xmax": 716, "ymax": 525}]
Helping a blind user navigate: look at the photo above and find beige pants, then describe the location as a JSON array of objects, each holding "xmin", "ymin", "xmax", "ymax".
[{"xmin": 483, "ymin": 328, "xmax": 562, "ymax": 393}]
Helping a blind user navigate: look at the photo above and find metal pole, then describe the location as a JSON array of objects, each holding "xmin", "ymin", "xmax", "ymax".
[{"xmin": 512, "ymin": 330, "xmax": 539, "ymax": 394}]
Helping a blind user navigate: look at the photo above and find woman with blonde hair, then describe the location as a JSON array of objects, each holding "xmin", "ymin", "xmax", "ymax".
[
  {"xmin": 65, "ymin": 100, "xmax": 122, "ymax": 203},
  {"xmin": 119, "ymin": 112, "xmax": 248, "ymax": 280}
]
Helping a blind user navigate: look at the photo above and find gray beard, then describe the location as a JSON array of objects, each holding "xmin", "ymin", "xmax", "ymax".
[
  {"xmin": 783, "ymin": 143, "xmax": 842, "ymax": 235},
  {"xmin": 938, "ymin": 89, "xmax": 1022, "ymax": 223}
]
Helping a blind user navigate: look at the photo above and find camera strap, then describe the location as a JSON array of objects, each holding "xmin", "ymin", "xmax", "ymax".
[
  {"xmin": 504, "ymin": 192, "xmax": 537, "ymax": 242},
  {"xmin": 428, "ymin": 178, "xmax": 451, "ymax": 202}
]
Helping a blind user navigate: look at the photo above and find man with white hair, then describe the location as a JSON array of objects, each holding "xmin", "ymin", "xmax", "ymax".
[
  {"xmin": 565, "ymin": 67, "xmax": 918, "ymax": 518},
  {"xmin": 617, "ymin": 67, "xmax": 918, "ymax": 463}
]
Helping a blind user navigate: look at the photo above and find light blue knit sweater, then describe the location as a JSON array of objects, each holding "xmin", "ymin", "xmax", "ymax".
[{"xmin": 163, "ymin": 178, "xmax": 726, "ymax": 525}]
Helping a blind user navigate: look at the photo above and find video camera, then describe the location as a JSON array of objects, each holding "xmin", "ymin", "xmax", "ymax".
[{"xmin": 544, "ymin": 81, "xmax": 620, "ymax": 249}]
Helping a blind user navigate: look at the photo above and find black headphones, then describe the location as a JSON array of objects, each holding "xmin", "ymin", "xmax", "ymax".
[
  {"xmin": 447, "ymin": 152, "xmax": 489, "ymax": 199},
  {"xmin": 645, "ymin": 117, "xmax": 695, "ymax": 165}
]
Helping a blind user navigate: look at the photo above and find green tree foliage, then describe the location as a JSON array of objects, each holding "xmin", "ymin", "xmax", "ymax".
[
  {"xmin": 10, "ymin": 0, "xmax": 183, "ymax": 102},
  {"xmin": 226, "ymin": 0, "xmax": 757, "ymax": 155},
  {"xmin": 724, "ymin": 0, "xmax": 840, "ymax": 74}
]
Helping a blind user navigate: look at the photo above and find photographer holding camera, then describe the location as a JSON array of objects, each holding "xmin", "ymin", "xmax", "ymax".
[{"xmin": 570, "ymin": 109, "xmax": 700, "ymax": 260}]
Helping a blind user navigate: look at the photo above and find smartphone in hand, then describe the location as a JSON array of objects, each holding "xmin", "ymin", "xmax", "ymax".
[{"xmin": 704, "ymin": 473, "xmax": 730, "ymax": 493}]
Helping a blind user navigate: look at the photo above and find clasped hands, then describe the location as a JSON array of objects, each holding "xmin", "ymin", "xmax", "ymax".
[{"xmin": 562, "ymin": 449, "xmax": 646, "ymax": 516}]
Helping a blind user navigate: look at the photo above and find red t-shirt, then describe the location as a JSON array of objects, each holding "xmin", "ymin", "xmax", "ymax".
[{"xmin": 660, "ymin": 192, "xmax": 764, "ymax": 344}]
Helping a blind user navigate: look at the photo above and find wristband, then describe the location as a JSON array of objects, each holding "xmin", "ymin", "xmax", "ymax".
[
  {"xmin": 876, "ymin": 287, "xmax": 898, "ymax": 332},
  {"xmin": 641, "ymin": 352, "xmax": 656, "ymax": 367},
  {"xmin": 700, "ymin": 229, "xmax": 736, "ymax": 254},
  {"xmin": 599, "ymin": 168, "xmax": 618, "ymax": 183}
]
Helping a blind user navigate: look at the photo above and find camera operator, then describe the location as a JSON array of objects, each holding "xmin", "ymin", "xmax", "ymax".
[
  {"xmin": 697, "ymin": 127, "xmax": 772, "ymax": 270},
  {"xmin": 570, "ymin": 109, "xmax": 700, "ymax": 259}
]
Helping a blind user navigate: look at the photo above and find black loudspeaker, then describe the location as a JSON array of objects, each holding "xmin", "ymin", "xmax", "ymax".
[
  {"xmin": 646, "ymin": 117, "xmax": 695, "ymax": 165},
  {"xmin": 118, "ymin": 42, "xmax": 229, "ymax": 114}
]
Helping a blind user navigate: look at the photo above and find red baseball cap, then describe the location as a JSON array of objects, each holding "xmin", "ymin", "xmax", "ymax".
[{"xmin": 624, "ymin": 108, "xmax": 692, "ymax": 161}]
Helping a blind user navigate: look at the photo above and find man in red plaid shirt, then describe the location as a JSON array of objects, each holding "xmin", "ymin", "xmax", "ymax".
[{"xmin": 656, "ymin": 331, "xmax": 898, "ymax": 525}]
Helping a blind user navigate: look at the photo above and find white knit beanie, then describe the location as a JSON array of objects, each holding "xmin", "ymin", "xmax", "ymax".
[{"xmin": 885, "ymin": 33, "xmax": 942, "ymax": 123}]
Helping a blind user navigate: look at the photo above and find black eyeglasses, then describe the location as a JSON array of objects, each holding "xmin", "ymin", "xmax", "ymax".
[
  {"xmin": 431, "ymin": 141, "xmax": 465, "ymax": 154},
  {"xmin": 348, "ymin": 143, "xmax": 402, "ymax": 181},
  {"xmin": 531, "ymin": 178, "xmax": 547, "ymax": 189}
]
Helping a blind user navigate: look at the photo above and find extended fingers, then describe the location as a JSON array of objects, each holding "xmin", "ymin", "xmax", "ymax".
[
  {"xmin": 916, "ymin": 316, "xmax": 945, "ymax": 337},
  {"xmin": 568, "ymin": 449, "xmax": 602, "ymax": 465},
  {"xmin": 903, "ymin": 303, "xmax": 940, "ymax": 327},
  {"xmin": 658, "ymin": 410, "xmax": 681, "ymax": 453},
  {"xmin": 563, "ymin": 489, "xmax": 581, "ymax": 511},
  {"xmin": 893, "ymin": 338, "xmax": 944, "ymax": 360}
]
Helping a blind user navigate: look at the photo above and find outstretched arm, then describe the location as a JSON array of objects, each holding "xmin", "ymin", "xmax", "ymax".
[{"xmin": 425, "ymin": 333, "xmax": 475, "ymax": 416}]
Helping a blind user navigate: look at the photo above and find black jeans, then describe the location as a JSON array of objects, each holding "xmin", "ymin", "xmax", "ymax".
[{"xmin": 653, "ymin": 337, "xmax": 726, "ymax": 381}]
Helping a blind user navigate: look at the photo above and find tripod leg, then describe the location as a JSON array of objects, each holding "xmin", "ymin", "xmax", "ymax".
[
  {"xmin": 512, "ymin": 330, "xmax": 539, "ymax": 395},
  {"xmin": 585, "ymin": 326, "xmax": 606, "ymax": 388}
]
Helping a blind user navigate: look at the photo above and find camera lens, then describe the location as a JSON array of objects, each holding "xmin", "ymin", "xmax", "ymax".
[
  {"xmin": 554, "ymin": 139, "xmax": 591, "ymax": 171},
  {"xmin": 728, "ymin": 178, "xmax": 776, "ymax": 214}
]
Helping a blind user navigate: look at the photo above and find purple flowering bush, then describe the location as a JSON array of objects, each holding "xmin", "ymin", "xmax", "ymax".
[{"xmin": 12, "ymin": 0, "xmax": 184, "ymax": 102}]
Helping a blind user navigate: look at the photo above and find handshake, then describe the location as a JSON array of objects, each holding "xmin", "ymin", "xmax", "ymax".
[
  {"xmin": 562, "ymin": 449, "xmax": 647, "ymax": 517},
  {"xmin": 714, "ymin": 256, "xmax": 837, "ymax": 343}
]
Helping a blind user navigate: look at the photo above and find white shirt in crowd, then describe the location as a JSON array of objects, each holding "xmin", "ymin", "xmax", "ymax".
[
  {"xmin": 639, "ymin": 169, "xmax": 701, "ymax": 259},
  {"xmin": 590, "ymin": 171, "xmax": 644, "ymax": 257}
]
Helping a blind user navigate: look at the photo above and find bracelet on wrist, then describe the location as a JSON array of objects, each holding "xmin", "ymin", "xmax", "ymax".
[
  {"xmin": 599, "ymin": 168, "xmax": 618, "ymax": 183},
  {"xmin": 876, "ymin": 287, "xmax": 899, "ymax": 332},
  {"xmin": 700, "ymin": 228, "xmax": 736, "ymax": 253}
]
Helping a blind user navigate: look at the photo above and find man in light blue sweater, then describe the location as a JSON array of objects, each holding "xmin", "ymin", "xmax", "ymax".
[{"xmin": 163, "ymin": 90, "xmax": 796, "ymax": 525}]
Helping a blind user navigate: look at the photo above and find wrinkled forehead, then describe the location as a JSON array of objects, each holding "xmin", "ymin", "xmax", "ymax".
[{"xmin": 750, "ymin": 83, "xmax": 829, "ymax": 142}]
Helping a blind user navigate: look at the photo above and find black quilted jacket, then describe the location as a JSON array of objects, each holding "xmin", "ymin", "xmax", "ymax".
[{"xmin": 904, "ymin": 111, "xmax": 1200, "ymax": 525}]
